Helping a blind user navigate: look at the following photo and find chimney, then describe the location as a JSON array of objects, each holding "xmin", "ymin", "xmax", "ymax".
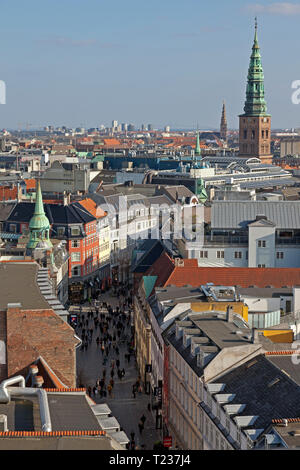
[
  {"xmin": 251, "ymin": 328, "xmax": 260, "ymax": 344},
  {"xmin": 34, "ymin": 376, "xmax": 44, "ymax": 388},
  {"xmin": 226, "ymin": 305, "xmax": 234, "ymax": 322},
  {"xmin": 63, "ymin": 191, "xmax": 71, "ymax": 206}
]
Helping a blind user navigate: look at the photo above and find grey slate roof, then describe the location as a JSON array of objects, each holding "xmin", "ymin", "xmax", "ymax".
[
  {"xmin": 212, "ymin": 201, "xmax": 300, "ymax": 229},
  {"xmin": 211, "ymin": 354, "xmax": 300, "ymax": 430}
]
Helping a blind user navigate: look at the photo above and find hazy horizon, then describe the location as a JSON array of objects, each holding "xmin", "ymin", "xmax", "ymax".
[{"xmin": 1, "ymin": 0, "xmax": 300, "ymax": 130}]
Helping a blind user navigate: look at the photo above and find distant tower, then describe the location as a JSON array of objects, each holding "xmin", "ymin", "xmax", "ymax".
[
  {"xmin": 220, "ymin": 101, "xmax": 228, "ymax": 141},
  {"xmin": 239, "ymin": 18, "xmax": 272, "ymax": 164},
  {"xmin": 27, "ymin": 180, "xmax": 52, "ymax": 252},
  {"xmin": 195, "ymin": 132, "xmax": 201, "ymax": 156}
]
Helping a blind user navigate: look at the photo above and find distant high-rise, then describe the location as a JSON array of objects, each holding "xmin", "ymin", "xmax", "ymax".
[
  {"xmin": 220, "ymin": 101, "xmax": 228, "ymax": 141},
  {"xmin": 147, "ymin": 124, "xmax": 153, "ymax": 131},
  {"xmin": 239, "ymin": 19, "xmax": 272, "ymax": 164}
]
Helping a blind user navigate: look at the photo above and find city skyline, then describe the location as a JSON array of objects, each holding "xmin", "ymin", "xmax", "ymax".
[{"xmin": 1, "ymin": 1, "xmax": 300, "ymax": 129}]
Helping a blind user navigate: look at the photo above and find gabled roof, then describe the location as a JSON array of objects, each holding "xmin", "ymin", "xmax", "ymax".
[
  {"xmin": 146, "ymin": 251, "xmax": 175, "ymax": 286},
  {"xmin": 75, "ymin": 199, "xmax": 107, "ymax": 219},
  {"xmin": 7, "ymin": 201, "xmax": 96, "ymax": 225}
]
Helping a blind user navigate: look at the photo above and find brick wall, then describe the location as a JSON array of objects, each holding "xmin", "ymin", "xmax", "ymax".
[{"xmin": 5, "ymin": 307, "xmax": 80, "ymax": 387}]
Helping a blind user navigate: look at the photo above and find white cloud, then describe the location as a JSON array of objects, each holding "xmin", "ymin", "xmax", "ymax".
[{"xmin": 247, "ymin": 2, "xmax": 300, "ymax": 15}]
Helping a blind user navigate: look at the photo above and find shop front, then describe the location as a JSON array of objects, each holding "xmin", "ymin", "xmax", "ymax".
[{"xmin": 68, "ymin": 282, "xmax": 84, "ymax": 304}]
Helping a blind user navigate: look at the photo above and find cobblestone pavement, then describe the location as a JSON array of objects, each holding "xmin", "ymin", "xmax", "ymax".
[{"xmin": 75, "ymin": 289, "xmax": 162, "ymax": 450}]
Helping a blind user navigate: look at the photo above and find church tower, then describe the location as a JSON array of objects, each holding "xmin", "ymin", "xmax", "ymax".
[
  {"xmin": 239, "ymin": 19, "xmax": 272, "ymax": 164},
  {"xmin": 27, "ymin": 179, "xmax": 52, "ymax": 252},
  {"xmin": 220, "ymin": 101, "xmax": 228, "ymax": 141}
]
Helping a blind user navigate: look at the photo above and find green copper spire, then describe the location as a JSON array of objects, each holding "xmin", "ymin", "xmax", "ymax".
[
  {"xmin": 197, "ymin": 178, "xmax": 208, "ymax": 204},
  {"xmin": 243, "ymin": 18, "xmax": 268, "ymax": 116},
  {"xmin": 27, "ymin": 179, "xmax": 52, "ymax": 250},
  {"xmin": 195, "ymin": 132, "xmax": 201, "ymax": 156}
]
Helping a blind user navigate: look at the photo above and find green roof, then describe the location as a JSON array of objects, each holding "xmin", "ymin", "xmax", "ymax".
[{"xmin": 143, "ymin": 276, "xmax": 158, "ymax": 299}]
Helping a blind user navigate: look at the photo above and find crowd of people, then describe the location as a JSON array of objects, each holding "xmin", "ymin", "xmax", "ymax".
[
  {"xmin": 75, "ymin": 284, "xmax": 162, "ymax": 450},
  {"xmin": 76, "ymin": 288, "xmax": 135, "ymax": 400}
]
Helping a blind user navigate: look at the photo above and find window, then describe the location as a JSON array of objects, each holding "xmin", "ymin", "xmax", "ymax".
[
  {"xmin": 217, "ymin": 251, "xmax": 224, "ymax": 259},
  {"xmin": 10, "ymin": 224, "xmax": 17, "ymax": 233},
  {"xmin": 71, "ymin": 226, "xmax": 80, "ymax": 236},
  {"xmin": 262, "ymin": 130, "xmax": 265, "ymax": 138},
  {"xmin": 258, "ymin": 264, "xmax": 265, "ymax": 268},
  {"xmin": 71, "ymin": 252, "xmax": 81, "ymax": 262},
  {"xmin": 251, "ymin": 130, "xmax": 255, "ymax": 140},
  {"xmin": 57, "ymin": 227, "xmax": 65, "ymax": 236},
  {"xmin": 276, "ymin": 252, "xmax": 284, "ymax": 259},
  {"xmin": 258, "ymin": 240, "xmax": 266, "ymax": 247},
  {"xmin": 71, "ymin": 240, "xmax": 79, "ymax": 248},
  {"xmin": 72, "ymin": 266, "xmax": 80, "ymax": 276},
  {"xmin": 200, "ymin": 251, "xmax": 208, "ymax": 258},
  {"xmin": 234, "ymin": 251, "xmax": 242, "ymax": 259}
]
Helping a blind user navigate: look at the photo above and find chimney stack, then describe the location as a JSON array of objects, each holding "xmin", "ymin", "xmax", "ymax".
[
  {"xmin": 251, "ymin": 328, "xmax": 260, "ymax": 344},
  {"xmin": 226, "ymin": 305, "xmax": 234, "ymax": 322}
]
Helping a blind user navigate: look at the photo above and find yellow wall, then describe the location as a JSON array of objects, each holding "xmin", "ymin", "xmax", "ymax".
[
  {"xmin": 99, "ymin": 225, "xmax": 110, "ymax": 265},
  {"xmin": 261, "ymin": 329, "xmax": 294, "ymax": 343},
  {"xmin": 191, "ymin": 301, "xmax": 248, "ymax": 322}
]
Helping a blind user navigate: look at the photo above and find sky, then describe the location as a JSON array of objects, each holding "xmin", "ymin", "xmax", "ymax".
[{"xmin": 0, "ymin": 0, "xmax": 300, "ymax": 130}]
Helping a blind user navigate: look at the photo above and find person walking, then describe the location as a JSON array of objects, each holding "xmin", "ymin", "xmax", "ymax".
[
  {"xmin": 140, "ymin": 414, "xmax": 146, "ymax": 425},
  {"xmin": 138, "ymin": 420, "xmax": 144, "ymax": 434}
]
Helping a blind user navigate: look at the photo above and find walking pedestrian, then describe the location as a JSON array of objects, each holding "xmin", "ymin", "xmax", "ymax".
[
  {"xmin": 140, "ymin": 414, "xmax": 146, "ymax": 425},
  {"xmin": 138, "ymin": 421, "xmax": 144, "ymax": 434}
]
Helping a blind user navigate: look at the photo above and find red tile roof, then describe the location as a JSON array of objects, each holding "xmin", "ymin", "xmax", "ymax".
[
  {"xmin": 146, "ymin": 253, "xmax": 300, "ymax": 289},
  {"xmin": 24, "ymin": 179, "xmax": 36, "ymax": 190},
  {"xmin": 163, "ymin": 266, "xmax": 300, "ymax": 288},
  {"xmin": 78, "ymin": 198, "xmax": 107, "ymax": 219}
]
